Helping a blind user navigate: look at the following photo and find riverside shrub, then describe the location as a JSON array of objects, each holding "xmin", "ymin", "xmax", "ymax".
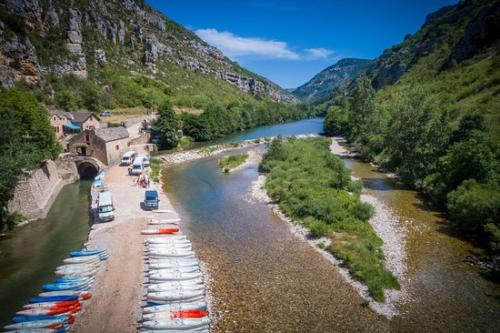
[{"xmin": 260, "ymin": 137, "xmax": 399, "ymax": 301}]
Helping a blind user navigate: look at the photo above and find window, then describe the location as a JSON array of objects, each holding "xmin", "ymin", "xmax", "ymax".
[
  {"xmin": 115, "ymin": 144, "xmax": 120, "ymax": 150},
  {"xmin": 85, "ymin": 135, "xmax": 90, "ymax": 144}
]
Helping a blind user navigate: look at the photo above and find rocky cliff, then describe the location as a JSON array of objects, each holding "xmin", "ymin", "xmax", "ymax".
[
  {"xmin": 0, "ymin": 0, "xmax": 295, "ymax": 103},
  {"xmin": 292, "ymin": 58, "xmax": 370, "ymax": 102},
  {"xmin": 365, "ymin": 0, "xmax": 500, "ymax": 89}
]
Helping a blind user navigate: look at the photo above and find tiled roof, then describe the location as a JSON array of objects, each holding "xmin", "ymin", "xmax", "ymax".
[
  {"xmin": 49, "ymin": 109, "xmax": 73, "ymax": 120},
  {"xmin": 71, "ymin": 112, "xmax": 97, "ymax": 124},
  {"xmin": 95, "ymin": 127, "xmax": 129, "ymax": 142}
]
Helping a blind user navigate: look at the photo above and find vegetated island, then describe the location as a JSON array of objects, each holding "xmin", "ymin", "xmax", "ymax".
[
  {"xmin": 219, "ymin": 153, "xmax": 249, "ymax": 173},
  {"xmin": 259, "ymin": 136, "xmax": 399, "ymax": 302}
]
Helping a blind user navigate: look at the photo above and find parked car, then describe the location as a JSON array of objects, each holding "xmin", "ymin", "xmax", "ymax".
[
  {"xmin": 151, "ymin": 135, "xmax": 161, "ymax": 144},
  {"xmin": 143, "ymin": 190, "xmax": 159, "ymax": 210},
  {"xmin": 97, "ymin": 191, "xmax": 115, "ymax": 222},
  {"xmin": 136, "ymin": 154, "xmax": 150, "ymax": 168},
  {"xmin": 121, "ymin": 151, "xmax": 137, "ymax": 166},
  {"xmin": 129, "ymin": 160, "xmax": 144, "ymax": 175},
  {"xmin": 100, "ymin": 111, "xmax": 112, "ymax": 117}
]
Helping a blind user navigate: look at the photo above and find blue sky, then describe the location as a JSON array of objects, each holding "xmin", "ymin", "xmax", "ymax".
[{"xmin": 147, "ymin": 0, "xmax": 457, "ymax": 89}]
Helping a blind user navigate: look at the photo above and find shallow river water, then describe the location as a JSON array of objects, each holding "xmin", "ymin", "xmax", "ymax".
[
  {"xmin": 163, "ymin": 119, "xmax": 500, "ymax": 332},
  {"xmin": 0, "ymin": 181, "xmax": 92, "ymax": 326}
]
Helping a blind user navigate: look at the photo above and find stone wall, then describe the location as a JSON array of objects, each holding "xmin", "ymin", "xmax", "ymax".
[{"xmin": 8, "ymin": 158, "xmax": 79, "ymax": 221}]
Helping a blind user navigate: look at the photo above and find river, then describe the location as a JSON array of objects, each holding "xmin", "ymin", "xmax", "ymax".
[
  {"xmin": 0, "ymin": 181, "xmax": 92, "ymax": 326},
  {"xmin": 163, "ymin": 118, "xmax": 500, "ymax": 332}
]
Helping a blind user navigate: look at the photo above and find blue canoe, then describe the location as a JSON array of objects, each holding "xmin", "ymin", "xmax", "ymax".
[
  {"xmin": 69, "ymin": 249, "xmax": 106, "ymax": 257},
  {"xmin": 29, "ymin": 295, "xmax": 78, "ymax": 303},
  {"xmin": 42, "ymin": 282, "xmax": 90, "ymax": 292}
]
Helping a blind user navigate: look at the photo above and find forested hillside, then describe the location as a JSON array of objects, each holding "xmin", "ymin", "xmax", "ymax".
[{"xmin": 324, "ymin": 0, "xmax": 500, "ymax": 252}]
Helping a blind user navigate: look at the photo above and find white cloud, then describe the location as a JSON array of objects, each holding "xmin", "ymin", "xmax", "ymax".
[
  {"xmin": 195, "ymin": 28, "xmax": 300, "ymax": 60},
  {"xmin": 304, "ymin": 48, "xmax": 334, "ymax": 59}
]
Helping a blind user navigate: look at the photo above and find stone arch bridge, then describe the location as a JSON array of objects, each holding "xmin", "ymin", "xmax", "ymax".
[{"xmin": 71, "ymin": 155, "xmax": 105, "ymax": 180}]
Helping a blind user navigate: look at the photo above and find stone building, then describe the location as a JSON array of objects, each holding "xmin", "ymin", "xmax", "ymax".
[
  {"xmin": 68, "ymin": 127, "xmax": 130, "ymax": 166},
  {"xmin": 48, "ymin": 110, "xmax": 100, "ymax": 139},
  {"xmin": 71, "ymin": 112, "xmax": 101, "ymax": 130}
]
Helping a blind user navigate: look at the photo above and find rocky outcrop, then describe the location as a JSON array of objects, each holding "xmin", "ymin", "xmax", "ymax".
[
  {"xmin": 448, "ymin": 1, "xmax": 500, "ymax": 64},
  {"xmin": 0, "ymin": 0, "xmax": 295, "ymax": 103},
  {"xmin": 372, "ymin": 62, "xmax": 407, "ymax": 89}
]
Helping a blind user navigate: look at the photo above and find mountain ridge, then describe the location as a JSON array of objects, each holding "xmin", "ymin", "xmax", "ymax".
[
  {"xmin": 0, "ymin": 0, "xmax": 297, "ymax": 108},
  {"xmin": 292, "ymin": 58, "xmax": 371, "ymax": 102}
]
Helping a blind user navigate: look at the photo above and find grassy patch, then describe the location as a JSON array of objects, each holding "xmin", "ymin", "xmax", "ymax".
[
  {"xmin": 219, "ymin": 153, "xmax": 249, "ymax": 173},
  {"xmin": 260, "ymin": 137, "xmax": 399, "ymax": 301},
  {"xmin": 150, "ymin": 158, "xmax": 160, "ymax": 183}
]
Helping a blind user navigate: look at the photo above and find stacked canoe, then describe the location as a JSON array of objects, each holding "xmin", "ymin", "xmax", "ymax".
[
  {"xmin": 140, "ymin": 220, "xmax": 210, "ymax": 332},
  {"xmin": 3, "ymin": 247, "xmax": 108, "ymax": 332}
]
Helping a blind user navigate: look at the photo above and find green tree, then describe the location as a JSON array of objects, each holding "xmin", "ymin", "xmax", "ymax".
[
  {"xmin": 0, "ymin": 88, "xmax": 60, "ymax": 230},
  {"xmin": 324, "ymin": 107, "xmax": 348, "ymax": 136},
  {"xmin": 154, "ymin": 101, "xmax": 179, "ymax": 148}
]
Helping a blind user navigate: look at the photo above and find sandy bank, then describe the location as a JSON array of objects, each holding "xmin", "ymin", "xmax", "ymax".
[
  {"xmin": 159, "ymin": 134, "xmax": 318, "ymax": 166},
  {"xmin": 330, "ymin": 137, "xmax": 408, "ymax": 315},
  {"xmin": 71, "ymin": 164, "xmax": 193, "ymax": 332}
]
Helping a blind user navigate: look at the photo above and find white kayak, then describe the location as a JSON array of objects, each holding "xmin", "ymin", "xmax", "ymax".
[
  {"xmin": 147, "ymin": 289, "xmax": 204, "ymax": 302},
  {"xmin": 146, "ymin": 241, "xmax": 192, "ymax": 247},
  {"xmin": 149, "ymin": 218, "xmax": 181, "ymax": 225},
  {"xmin": 149, "ymin": 272, "xmax": 202, "ymax": 282},
  {"xmin": 24, "ymin": 302, "xmax": 78, "ymax": 309},
  {"xmin": 151, "ymin": 210, "xmax": 175, "ymax": 214},
  {"xmin": 56, "ymin": 271, "xmax": 97, "ymax": 278},
  {"xmin": 148, "ymin": 283, "xmax": 205, "ymax": 293},
  {"xmin": 140, "ymin": 329, "xmax": 209, "ymax": 333},
  {"xmin": 142, "ymin": 317, "xmax": 210, "ymax": 330},
  {"xmin": 142, "ymin": 301, "xmax": 207, "ymax": 314},
  {"xmin": 146, "ymin": 236, "xmax": 187, "ymax": 243},
  {"xmin": 148, "ymin": 267, "xmax": 200, "ymax": 275},
  {"xmin": 148, "ymin": 262, "xmax": 199, "ymax": 270},
  {"xmin": 148, "ymin": 249, "xmax": 194, "ymax": 257},
  {"xmin": 38, "ymin": 290, "xmax": 90, "ymax": 297},
  {"xmin": 16, "ymin": 308, "xmax": 72, "ymax": 316},
  {"xmin": 147, "ymin": 244, "xmax": 192, "ymax": 250},
  {"xmin": 57, "ymin": 262, "xmax": 99, "ymax": 270},
  {"xmin": 149, "ymin": 278, "xmax": 204, "ymax": 287},
  {"xmin": 63, "ymin": 255, "xmax": 100, "ymax": 264}
]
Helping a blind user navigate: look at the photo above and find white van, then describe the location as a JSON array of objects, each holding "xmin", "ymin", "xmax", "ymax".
[
  {"xmin": 98, "ymin": 191, "xmax": 114, "ymax": 222},
  {"xmin": 129, "ymin": 160, "xmax": 144, "ymax": 175},
  {"xmin": 121, "ymin": 151, "xmax": 136, "ymax": 166},
  {"xmin": 136, "ymin": 154, "xmax": 150, "ymax": 168}
]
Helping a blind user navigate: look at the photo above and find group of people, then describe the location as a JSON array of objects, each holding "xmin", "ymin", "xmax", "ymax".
[{"xmin": 135, "ymin": 174, "xmax": 150, "ymax": 188}]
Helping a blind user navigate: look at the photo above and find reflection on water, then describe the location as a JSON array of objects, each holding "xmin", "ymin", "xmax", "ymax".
[{"xmin": 0, "ymin": 181, "xmax": 92, "ymax": 326}]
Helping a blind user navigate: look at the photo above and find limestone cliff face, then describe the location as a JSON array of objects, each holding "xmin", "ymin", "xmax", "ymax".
[{"xmin": 0, "ymin": 0, "xmax": 296, "ymax": 103}]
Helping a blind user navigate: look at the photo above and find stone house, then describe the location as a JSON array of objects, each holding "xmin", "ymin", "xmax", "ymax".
[
  {"xmin": 48, "ymin": 110, "xmax": 100, "ymax": 139},
  {"xmin": 71, "ymin": 112, "xmax": 101, "ymax": 130},
  {"xmin": 68, "ymin": 127, "xmax": 130, "ymax": 166},
  {"xmin": 49, "ymin": 110, "xmax": 73, "ymax": 139}
]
